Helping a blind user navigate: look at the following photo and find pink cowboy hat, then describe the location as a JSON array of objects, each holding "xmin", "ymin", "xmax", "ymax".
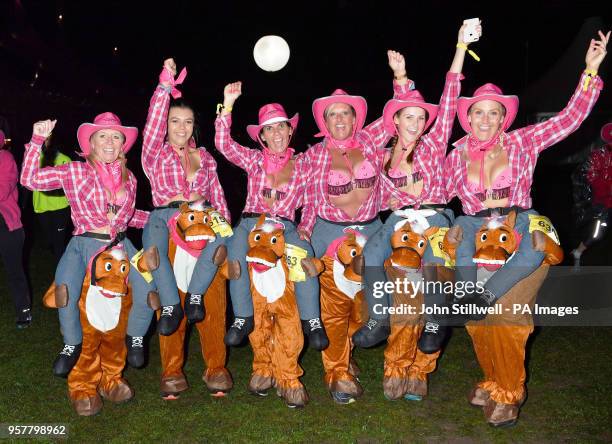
[
  {"xmin": 246, "ymin": 103, "xmax": 299, "ymax": 143},
  {"xmin": 312, "ymin": 89, "xmax": 367, "ymax": 137},
  {"xmin": 457, "ymin": 83, "xmax": 519, "ymax": 134},
  {"xmin": 76, "ymin": 112, "xmax": 138, "ymax": 156},
  {"xmin": 382, "ymin": 90, "xmax": 439, "ymax": 135},
  {"xmin": 601, "ymin": 122, "xmax": 612, "ymax": 144}
]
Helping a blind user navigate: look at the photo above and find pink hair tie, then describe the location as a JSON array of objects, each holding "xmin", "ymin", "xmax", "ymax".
[{"xmin": 159, "ymin": 67, "xmax": 188, "ymax": 99}]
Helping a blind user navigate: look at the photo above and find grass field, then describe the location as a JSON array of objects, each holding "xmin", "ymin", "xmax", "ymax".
[{"xmin": 1, "ymin": 244, "xmax": 612, "ymax": 443}]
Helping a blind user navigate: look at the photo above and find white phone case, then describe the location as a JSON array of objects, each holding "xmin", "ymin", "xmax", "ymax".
[{"xmin": 463, "ymin": 18, "xmax": 480, "ymax": 43}]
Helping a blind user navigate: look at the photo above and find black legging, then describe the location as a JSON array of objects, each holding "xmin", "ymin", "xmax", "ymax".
[
  {"xmin": 0, "ymin": 217, "xmax": 30, "ymax": 317},
  {"xmin": 36, "ymin": 207, "xmax": 70, "ymax": 267}
]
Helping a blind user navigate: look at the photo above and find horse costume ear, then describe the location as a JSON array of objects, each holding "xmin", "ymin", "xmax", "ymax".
[
  {"xmin": 505, "ymin": 211, "xmax": 517, "ymax": 229},
  {"xmin": 179, "ymin": 202, "xmax": 190, "ymax": 212},
  {"xmin": 256, "ymin": 214, "xmax": 267, "ymax": 227},
  {"xmin": 346, "ymin": 232, "xmax": 356, "ymax": 243},
  {"xmin": 424, "ymin": 226, "xmax": 438, "ymax": 238}
]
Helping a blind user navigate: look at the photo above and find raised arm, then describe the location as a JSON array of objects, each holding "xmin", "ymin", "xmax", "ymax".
[
  {"xmin": 517, "ymin": 31, "xmax": 609, "ymax": 153},
  {"xmin": 214, "ymin": 81, "xmax": 258, "ymax": 171},
  {"xmin": 141, "ymin": 58, "xmax": 179, "ymax": 180},
  {"xmin": 362, "ymin": 51, "xmax": 416, "ymax": 153},
  {"xmin": 20, "ymin": 120, "xmax": 67, "ymax": 192},
  {"xmin": 426, "ymin": 22, "xmax": 481, "ymax": 148}
]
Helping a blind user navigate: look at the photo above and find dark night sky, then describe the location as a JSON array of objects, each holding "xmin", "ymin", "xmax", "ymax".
[{"xmin": 1, "ymin": 0, "xmax": 611, "ymax": 226}]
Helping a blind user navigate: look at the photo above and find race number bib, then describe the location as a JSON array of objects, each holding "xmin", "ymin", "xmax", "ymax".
[
  {"xmin": 427, "ymin": 227, "xmax": 454, "ymax": 267},
  {"xmin": 528, "ymin": 214, "xmax": 560, "ymax": 245},
  {"xmin": 285, "ymin": 243, "xmax": 308, "ymax": 282},
  {"xmin": 209, "ymin": 210, "xmax": 233, "ymax": 238},
  {"xmin": 130, "ymin": 249, "xmax": 153, "ymax": 284}
]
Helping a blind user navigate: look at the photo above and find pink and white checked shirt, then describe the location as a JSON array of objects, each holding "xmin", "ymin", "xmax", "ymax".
[
  {"xmin": 142, "ymin": 86, "xmax": 230, "ymax": 221},
  {"xmin": 380, "ymin": 72, "xmax": 463, "ymax": 208},
  {"xmin": 445, "ymin": 71, "xmax": 603, "ymax": 215},
  {"xmin": 300, "ymin": 80, "xmax": 414, "ymax": 235},
  {"xmin": 214, "ymin": 114, "xmax": 309, "ymax": 222},
  {"xmin": 21, "ymin": 135, "xmax": 149, "ymax": 237}
]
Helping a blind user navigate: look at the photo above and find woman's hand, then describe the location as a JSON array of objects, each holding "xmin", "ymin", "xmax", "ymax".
[
  {"xmin": 387, "ymin": 50, "xmax": 406, "ymax": 79},
  {"xmin": 33, "ymin": 120, "xmax": 56, "ymax": 139},
  {"xmin": 388, "ymin": 197, "xmax": 400, "ymax": 211},
  {"xmin": 458, "ymin": 20, "xmax": 482, "ymax": 45},
  {"xmin": 223, "ymin": 82, "xmax": 242, "ymax": 106},
  {"xmin": 160, "ymin": 58, "xmax": 177, "ymax": 87},
  {"xmin": 297, "ymin": 228, "xmax": 311, "ymax": 242},
  {"xmin": 585, "ymin": 30, "xmax": 610, "ymax": 72}
]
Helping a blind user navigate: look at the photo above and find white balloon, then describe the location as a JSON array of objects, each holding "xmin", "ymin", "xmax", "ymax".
[{"xmin": 253, "ymin": 35, "xmax": 290, "ymax": 72}]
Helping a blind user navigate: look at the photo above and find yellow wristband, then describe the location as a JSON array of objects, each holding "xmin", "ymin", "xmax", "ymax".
[
  {"xmin": 216, "ymin": 103, "xmax": 233, "ymax": 115},
  {"xmin": 457, "ymin": 43, "xmax": 480, "ymax": 62},
  {"xmin": 583, "ymin": 69, "xmax": 598, "ymax": 91}
]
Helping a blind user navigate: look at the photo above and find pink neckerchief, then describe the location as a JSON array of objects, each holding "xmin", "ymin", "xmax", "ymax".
[
  {"xmin": 262, "ymin": 147, "xmax": 294, "ymax": 208},
  {"xmin": 263, "ymin": 147, "xmax": 294, "ymax": 175},
  {"xmin": 159, "ymin": 67, "xmax": 187, "ymax": 99},
  {"xmin": 466, "ymin": 132, "xmax": 505, "ymax": 193},
  {"xmin": 94, "ymin": 160, "xmax": 123, "ymax": 206},
  {"xmin": 388, "ymin": 138, "xmax": 418, "ymax": 178}
]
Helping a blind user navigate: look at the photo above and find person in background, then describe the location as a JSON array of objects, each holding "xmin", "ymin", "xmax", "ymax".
[
  {"xmin": 0, "ymin": 129, "xmax": 32, "ymax": 328},
  {"xmin": 33, "ymin": 132, "xmax": 71, "ymax": 266},
  {"xmin": 571, "ymin": 122, "xmax": 612, "ymax": 267}
]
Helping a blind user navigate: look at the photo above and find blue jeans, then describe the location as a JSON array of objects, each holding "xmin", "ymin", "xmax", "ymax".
[
  {"xmin": 55, "ymin": 235, "xmax": 154, "ymax": 345},
  {"xmin": 362, "ymin": 209, "xmax": 455, "ymax": 320},
  {"xmin": 228, "ymin": 216, "xmax": 320, "ymax": 320},
  {"xmin": 143, "ymin": 207, "xmax": 230, "ymax": 306},
  {"xmin": 454, "ymin": 209, "xmax": 545, "ymax": 300}
]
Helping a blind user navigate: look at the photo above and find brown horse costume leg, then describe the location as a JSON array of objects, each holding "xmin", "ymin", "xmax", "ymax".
[
  {"xmin": 248, "ymin": 292, "xmax": 276, "ymax": 395},
  {"xmin": 271, "ymin": 289, "xmax": 308, "ymax": 408},
  {"xmin": 466, "ymin": 266, "xmax": 549, "ymax": 426},
  {"xmin": 320, "ymin": 256, "xmax": 364, "ymax": 400},
  {"xmin": 158, "ymin": 290, "xmax": 189, "ymax": 399},
  {"xmin": 196, "ymin": 271, "xmax": 233, "ymax": 395}
]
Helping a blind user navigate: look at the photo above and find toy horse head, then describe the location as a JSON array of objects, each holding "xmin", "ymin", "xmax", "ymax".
[
  {"xmin": 473, "ymin": 211, "xmax": 520, "ymax": 271},
  {"xmin": 246, "ymin": 215, "xmax": 286, "ymax": 273},
  {"xmin": 175, "ymin": 200, "xmax": 217, "ymax": 250},
  {"xmin": 388, "ymin": 219, "xmax": 437, "ymax": 270},
  {"xmin": 330, "ymin": 230, "xmax": 367, "ymax": 282},
  {"xmin": 91, "ymin": 246, "xmax": 130, "ymax": 298}
]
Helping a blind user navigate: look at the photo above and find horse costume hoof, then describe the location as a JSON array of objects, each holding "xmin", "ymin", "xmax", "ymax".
[
  {"xmin": 484, "ymin": 398, "xmax": 519, "ymax": 428},
  {"xmin": 53, "ymin": 343, "xmax": 82, "ymax": 378},
  {"xmin": 160, "ymin": 375, "xmax": 188, "ymax": 399},
  {"xmin": 212, "ymin": 244, "xmax": 227, "ymax": 266},
  {"xmin": 405, "ymin": 378, "xmax": 427, "ymax": 401},
  {"xmin": 143, "ymin": 246, "xmax": 160, "ymax": 271},
  {"xmin": 352, "ymin": 318, "xmax": 390, "ymax": 348},
  {"xmin": 185, "ymin": 293, "xmax": 205, "ymax": 323},
  {"xmin": 72, "ymin": 395, "xmax": 103, "ymax": 416},
  {"xmin": 147, "ymin": 291, "xmax": 161, "ymax": 310},
  {"xmin": 468, "ymin": 386, "xmax": 491, "ymax": 407},
  {"xmin": 54, "ymin": 283, "xmax": 69, "ymax": 308},
  {"xmin": 99, "ymin": 381, "xmax": 134, "ymax": 403},
  {"xmin": 157, "ymin": 303, "xmax": 183, "ymax": 336}
]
